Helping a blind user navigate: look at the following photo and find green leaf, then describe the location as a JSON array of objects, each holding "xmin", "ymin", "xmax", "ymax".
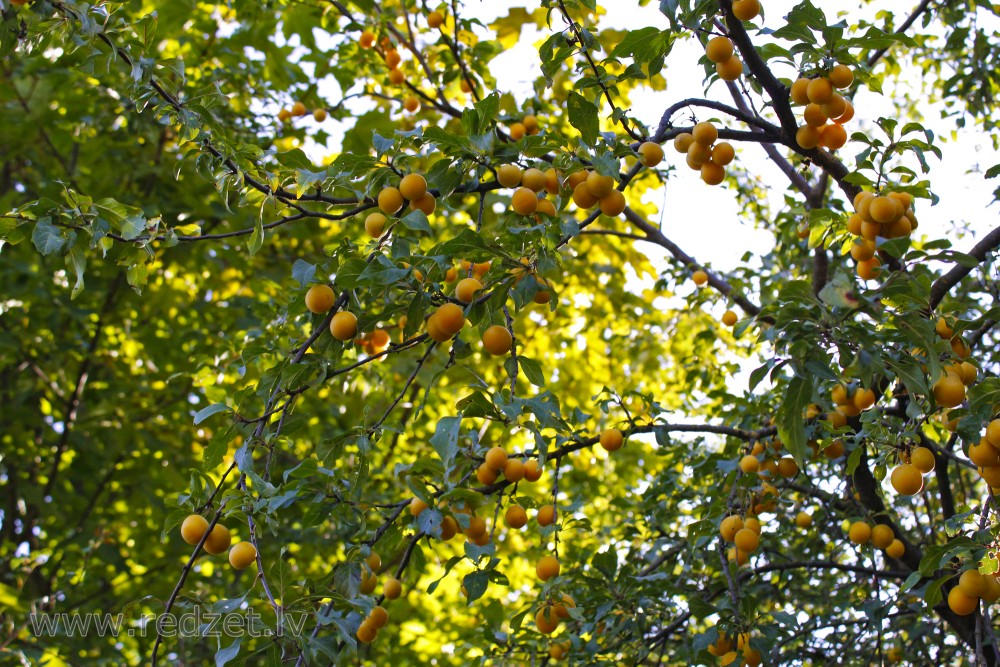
[
  {"xmin": 886, "ymin": 357, "xmax": 929, "ymax": 403},
  {"xmin": 204, "ymin": 429, "xmax": 232, "ymax": 470},
  {"xmin": 334, "ymin": 258, "xmax": 369, "ymax": 289},
  {"xmin": 400, "ymin": 209, "xmax": 432, "ymax": 233},
  {"xmin": 593, "ymin": 548, "xmax": 618, "ymax": 578},
  {"xmin": 609, "ymin": 27, "xmax": 673, "ymax": 64},
  {"xmin": 296, "ymin": 168, "xmax": 327, "ymax": 197},
  {"xmin": 899, "ymin": 571, "xmax": 923, "ymax": 593},
  {"xmin": 372, "ymin": 131, "xmax": 394, "ymax": 156},
  {"xmin": 430, "ymin": 415, "xmax": 462, "ymax": 470},
  {"xmin": 776, "ymin": 375, "xmax": 813, "ymax": 467},
  {"xmin": 818, "ymin": 272, "xmax": 862, "ymax": 309},
  {"xmin": 748, "ymin": 361, "xmax": 776, "ymax": 392},
  {"xmin": 292, "ymin": 259, "xmax": 317, "ymax": 288},
  {"xmin": 422, "ymin": 127, "xmax": 472, "ymax": 155},
  {"xmin": 431, "ymin": 228, "xmax": 498, "ymax": 260},
  {"xmin": 215, "ymin": 637, "xmax": 241, "ymax": 666},
  {"xmin": 567, "ymin": 92, "xmax": 600, "ymax": 146},
  {"xmin": 248, "ymin": 217, "xmax": 264, "ymax": 256},
  {"xmin": 276, "ymin": 148, "xmax": 314, "ymax": 170},
  {"xmin": 659, "ymin": 0, "xmax": 680, "ymax": 18},
  {"xmin": 518, "ymin": 356, "xmax": 546, "ymax": 386},
  {"xmin": 462, "ymin": 570, "xmax": 489, "ymax": 603},
  {"xmin": 474, "ymin": 92, "xmax": 500, "ymax": 130},
  {"xmin": 924, "ymin": 574, "xmax": 950, "ymax": 608},
  {"xmin": 32, "ymin": 219, "xmax": 66, "ymax": 256},
  {"xmin": 67, "ymin": 244, "xmax": 86, "ymax": 299},
  {"xmin": 194, "ymin": 402, "xmax": 231, "ymax": 425},
  {"xmin": 120, "ymin": 214, "xmax": 146, "ymax": 241}
]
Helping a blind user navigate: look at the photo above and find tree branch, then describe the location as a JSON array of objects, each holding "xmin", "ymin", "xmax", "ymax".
[
  {"xmin": 929, "ymin": 225, "xmax": 1000, "ymax": 310},
  {"xmin": 652, "ymin": 97, "xmax": 781, "ymax": 143},
  {"xmin": 720, "ymin": 0, "xmax": 799, "ymax": 137},
  {"xmin": 724, "ymin": 81, "xmax": 812, "ymax": 195},
  {"xmin": 622, "ymin": 207, "xmax": 764, "ymax": 317},
  {"xmin": 866, "ymin": 0, "xmax": 934, "ymax": 68},
  {"xmin": 747, "ymin": 560, "xmax": 909, "ymax": 580}
]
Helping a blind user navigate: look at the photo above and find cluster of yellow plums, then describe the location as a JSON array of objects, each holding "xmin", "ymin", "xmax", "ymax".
[
  {"xmin": 377, "ymin": 173, "xmax": 437, "ymax": 219},
  {"xmin": 846, "ymin": 188, "xmax": 919, "ymax": 280},
  {"xmin": 179, "ymin": 515, "xmax": 257, "ymax": 570},
  {"xmin": 719, "ymin": 513, "xmax": 763, "ymax": 566},
  {"xmin": 304, "ymin": 272, "xmax": 531, "ymax": 362},
  {"xmin": 535, "ymin": 592, "xmax": 576, "ymax": 636},
  {"xmin": 707, "ymin": 630, "xmax": 762, "ymax": 666},
  {"xmin": 889, "ymin": 445, "xmax": 936, "ymax": 496},
  {"xmin": 411, "ymin": 446, "xmax": 547, "ymax": 545},
  {"xmin": 496, "ymin": 164, "xmax": 561, "ymax": 218},
  {"xmin": 509, "ymin": 115, "xmax": 541, "ymax": 140},
  {"xmin": 358, "ymin": 28, "xmax": 422, "ymax": 113},
  {"xmin": 409, "ymin": 445, "xmax": 577, "ymax": 638},
  {"xmin": 846, "ymin": 520, "xmax": 906, "ymax": 560},
  {"xmin": 829, "ymin": 382, "xmax": 877, "ymax": 418},
  {"xmin": 720, "ymin": 435, "xmax": 810, "ymax": 567},
  {"xmin": 930, "ymin": 316, "xmax": 976, "ymax": 409},
  {"xmin": 354, "ymin": 329, "xmax": 392, "ymax": 356},
  {"xmin": 356, "ymin": 551, "xmax": 405, "ymax": 644},
  {"xmin": 946, "ymin": 566, "xmax": 1000, "ymax": 616},
  {"xmin": 790, "ymin": 65, "xmax": 855, "ymax": 151},
  {"xmin": 965, "ymin": 420, "xmax": 1000, "ymax": 489},
  {"xmin": 673, "ymin": 121, "xmax": 736, "ymax": 186},
  {"xmin": 277, "ymin": 101, "xmax": 327, "ymax": 124},
  {"xmin": 562, "ymin": 169, "xmax": 626, "ymax": 218},
  {"xmin": 738, "ymin": 441, "xmax": 799, "ymax": 482},
  {"xmin": 852, "ymin": 518, "xmax": 1000, "ymax": 618}
]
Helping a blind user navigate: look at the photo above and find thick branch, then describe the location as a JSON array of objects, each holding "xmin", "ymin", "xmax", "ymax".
[
  {"xmin": 929, "ymin": 225, "xmax": 1000, "ymax": 310},
  {"xmin": 851, "ymin": 445, "xmax": 989, "ymax": 660},
  {"xmin": 720, "ymin": 0, "xmax": 799, "ymax": 137}
]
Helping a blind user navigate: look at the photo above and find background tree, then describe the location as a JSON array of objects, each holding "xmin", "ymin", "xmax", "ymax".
[{"xmin": 2, "ymin": 0, "xmax": 1000, "ymax": 665}]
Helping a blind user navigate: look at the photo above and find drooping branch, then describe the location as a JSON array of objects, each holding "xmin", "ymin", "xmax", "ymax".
[
  {"xmin": 51, "ymin": 1, "xmax": 350, "ymax": 210},
  {"xmin": 724, "ymin": 81, "xmax": 812, "ymax": 195},
  {"xmin": 622, "ymin": 207, "xmax": 764, "ymax": 318},
  {"xmin": 150, "ymin": 487, "xmax": 231, "ymax": 665},
  {"xmin": 295, "ymin": 416, "xmax": 776, "ymax": 653},
  {"xmin": 714, "ymin": 2, "xmax": 860, "ymax": 203},
  {"xmin": 652, "ymin": 97, "xmax": 782, "ymax": 143}
]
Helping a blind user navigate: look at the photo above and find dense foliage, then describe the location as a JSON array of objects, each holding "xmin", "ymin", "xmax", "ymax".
[{"xmin": 2, "ymin": 0, "xmax": 1000, "ymax": 665}]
